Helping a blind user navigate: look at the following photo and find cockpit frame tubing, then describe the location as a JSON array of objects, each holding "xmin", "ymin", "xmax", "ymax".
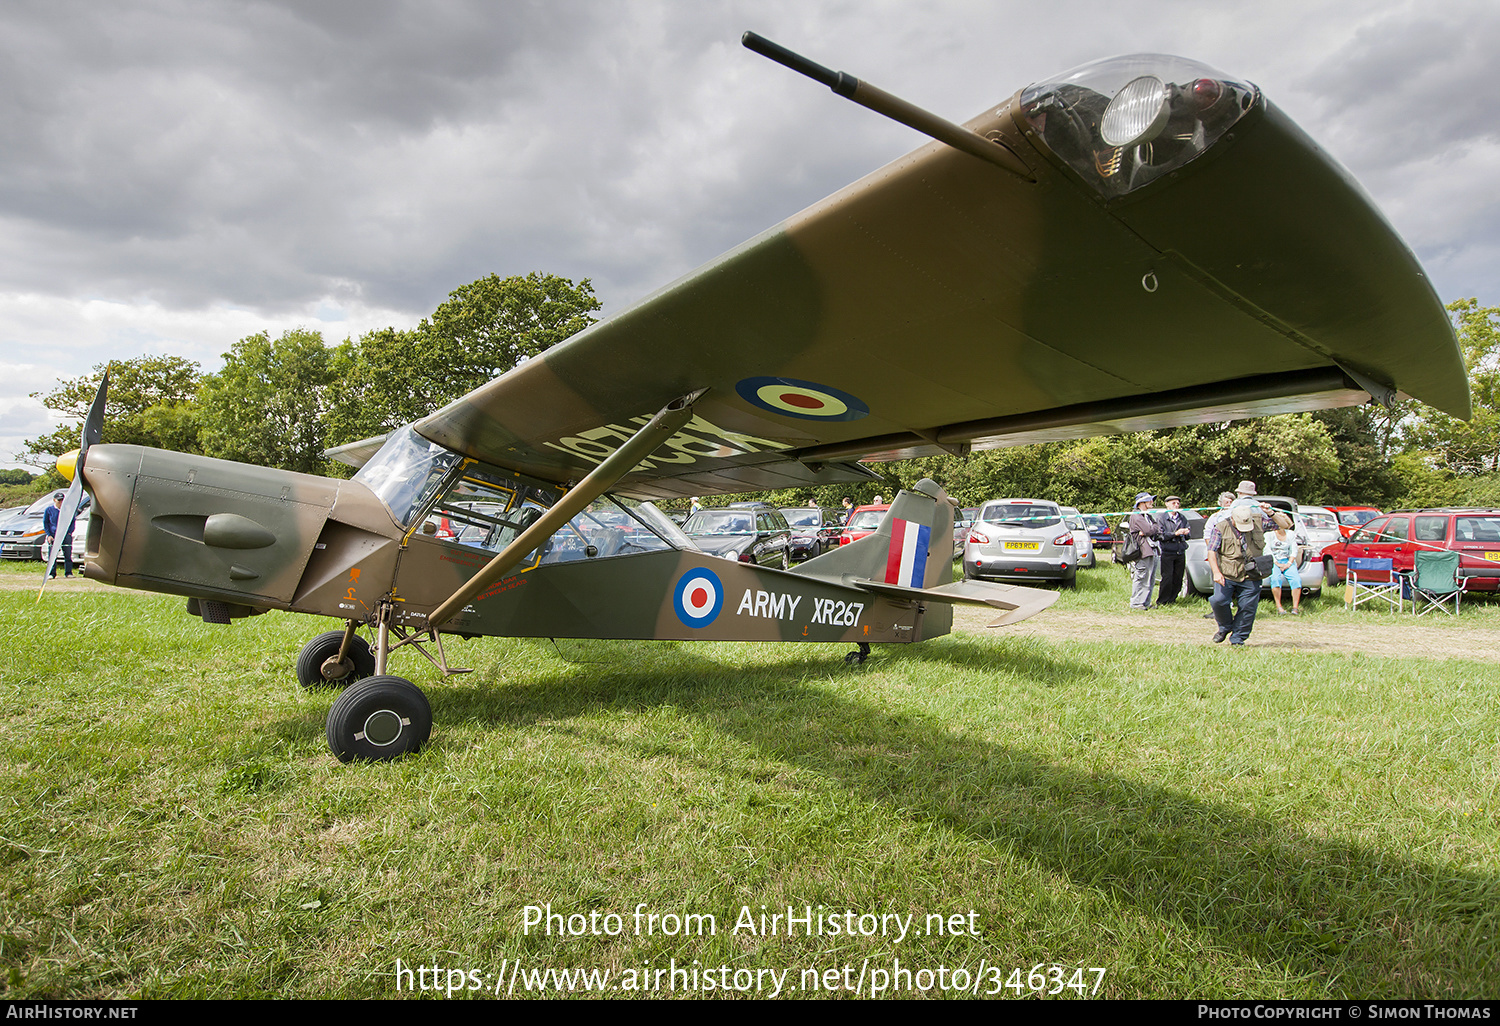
[{"xmin": 424, "ymin": 391, "xmax": 703, "ymax": 629}]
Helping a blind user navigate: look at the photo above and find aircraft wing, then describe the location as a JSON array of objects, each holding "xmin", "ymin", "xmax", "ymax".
[{"xmin": 403, "ymin": 54, "xmax": 1466, "ymax": 501}]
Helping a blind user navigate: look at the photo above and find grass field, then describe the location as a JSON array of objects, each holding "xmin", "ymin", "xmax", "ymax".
[{"xmin": 1, "ymin": 558, "xmax": 1496, "ymax": 999}]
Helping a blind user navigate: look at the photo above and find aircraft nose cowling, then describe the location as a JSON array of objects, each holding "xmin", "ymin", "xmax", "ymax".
[
  {"xmin": 77, "ymin": 443, "xmax": 336, "ymax": 605},
  {"xmin": 76, "ymin": 443, "xmax": 145, "ymax": 584}
]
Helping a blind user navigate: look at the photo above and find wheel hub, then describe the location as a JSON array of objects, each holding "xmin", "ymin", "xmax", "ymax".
[
  {"xmin": 357, "ymin": 709, "xmax": 407, "ymax": 746},
  {"xmin": 320, "ymin": 655, "xmax": 354, "ymax": 681}
]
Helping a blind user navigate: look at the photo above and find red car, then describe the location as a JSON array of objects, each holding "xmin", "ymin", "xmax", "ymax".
[
  {"xmin": 839, "ymin": 504, "xmax": 890, "ymax": 545},
  {"xmin": 1320, "ymin": 509, "xmax": 1500, "ymax": 591},
  {"xmin": 1326, "ymin": 505, "xmax": 1382, "ymax": 539}
]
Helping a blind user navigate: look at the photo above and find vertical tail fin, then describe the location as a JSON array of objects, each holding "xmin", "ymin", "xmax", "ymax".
[{"xmin": 793, "ymin": 478, "xmax": 954, "ymax": 588}]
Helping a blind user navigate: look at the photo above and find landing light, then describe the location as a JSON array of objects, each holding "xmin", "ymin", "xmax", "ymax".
[{"xmin": 1100, "ymin": 75, "xmax": 1169, "ymax": 147}]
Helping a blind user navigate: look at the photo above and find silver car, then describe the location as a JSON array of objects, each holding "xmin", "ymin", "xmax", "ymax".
[
  {"xmin": 962, "ymin": 498, "xmax": 1078, "ymax": 587},
  {"xmin": 1058, "ymin": 506, "xmax": 1098, "ymax": 568}
]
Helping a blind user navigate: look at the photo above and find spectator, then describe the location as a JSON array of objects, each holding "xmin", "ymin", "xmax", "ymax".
[
  {"xmin": 1204, "ymin": 491, "xmax": 1236, "ymax": 617},
  {"xmin": 1156, "ymin": 496, "xmax": 1191, "ymax": 605},
  {"xmin": 1266, "ymin": 519, "xmax": 1307, "ymax": 615},
  {"xmin": 1207, "ymin": 502, "xmax": 1292, "ymax": 645},
  {"xmin": 1126, "ymin": 491, "xmax": 1162, "ymax": 610},
  {"xmin": 42, "ymin": 491, "xmax": 76, "ymax": 579}
]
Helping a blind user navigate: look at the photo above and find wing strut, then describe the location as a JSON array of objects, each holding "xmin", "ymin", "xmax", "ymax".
[
  {"xmin": 742, "ymin": 31, "xmax": 1034, "ymax": 182},
  {"xmin": 424, "ymin": 390, "xmax": 705, "ymax": 630}
]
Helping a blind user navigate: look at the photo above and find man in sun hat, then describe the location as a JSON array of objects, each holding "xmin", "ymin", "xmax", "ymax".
[{"xmin": 1206, "ymin": 498, "xmax": 1291, "ymax": 646}]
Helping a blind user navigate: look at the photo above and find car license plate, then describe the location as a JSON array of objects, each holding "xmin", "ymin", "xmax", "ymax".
[
  {"xmin": 1004, "ymin": 542, "xmax": 1040, "ymax": 550},
  {"xmin": 1485, "ymin": 552, "xmax": 1500, "ymax": 562}
]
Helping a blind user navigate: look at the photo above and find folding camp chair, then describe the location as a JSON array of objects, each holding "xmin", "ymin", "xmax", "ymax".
[
  {"xmin": 1346, "ymin": 557, "xmax": 1403, "ymax": 613},
  {"xmin": 1410, "ymin": 549, "xmax": 1463, "ymax": 617}
]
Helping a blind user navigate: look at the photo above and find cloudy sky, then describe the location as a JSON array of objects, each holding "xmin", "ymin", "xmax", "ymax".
[{"xmin": 2, "ymin": 0, "xmax": 1496, "ymax": 469}]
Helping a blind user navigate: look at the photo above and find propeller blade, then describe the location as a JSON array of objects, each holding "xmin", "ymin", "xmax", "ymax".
[
  {"xmin": 38, "ymin": 370, "xmax": 107, "ymax": 598},
  {"xmin": 81, "ymin": 368, "xmax": 108, "ymax": 453}
]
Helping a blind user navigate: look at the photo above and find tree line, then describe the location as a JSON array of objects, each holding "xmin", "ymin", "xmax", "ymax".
[{"xmin": 21, "ymin": 280, "xmax": 1500, "ymax": 516}]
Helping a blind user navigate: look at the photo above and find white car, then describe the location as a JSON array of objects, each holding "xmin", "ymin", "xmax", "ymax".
[
  {"xmin": 963, "ymin": 498, "xmax": 1079, "ymax": 587},
  {"xmin": 1058, "ymin": 506, "xmax": 1098, "ymax": 568},
  {"xmin": 1296, "ymin": 505, "xmax": 1343, "ymax": 562}
]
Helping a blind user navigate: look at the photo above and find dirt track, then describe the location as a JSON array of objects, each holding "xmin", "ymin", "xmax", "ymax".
[{"xmin": 950, "ymin": 603, "xmax": 1500, "ymax": 661}]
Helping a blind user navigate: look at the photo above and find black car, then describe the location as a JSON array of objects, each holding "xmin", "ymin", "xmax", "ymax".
[
  {"xmin": 780, "ymin": 507, "xmax": 838, "ymax": 561},
  {"xmin": 683, "ymin": 507, "xmax": 793, "ymax": 569}
]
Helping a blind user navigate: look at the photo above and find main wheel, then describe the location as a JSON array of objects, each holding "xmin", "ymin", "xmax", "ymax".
[
  {"xmin": 326, "ymin": 676, "xmax": 432, "ymax": 762},
  {"xmin": 296, "ymin": 630, "xmax": 375, "ymax": 689}
]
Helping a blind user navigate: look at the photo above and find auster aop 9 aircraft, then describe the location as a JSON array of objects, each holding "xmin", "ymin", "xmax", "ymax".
[{"xmin": 46, "ymin": 35, "xmax": 1468, "ymax": 762}]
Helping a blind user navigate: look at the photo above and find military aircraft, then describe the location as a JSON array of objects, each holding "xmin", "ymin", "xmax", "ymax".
[{"xmin": 47, "ymin": 36, "xmax": 1468, "ymax": 762}]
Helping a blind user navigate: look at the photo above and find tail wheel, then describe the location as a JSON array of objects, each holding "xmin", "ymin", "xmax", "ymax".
[
  {"xmin": 326, "ymin": 676, "xmax": 432, "ymax": 762},
  {"xmin": 296, "ymin": 630, "xmax": 375, "ymax": 689}
]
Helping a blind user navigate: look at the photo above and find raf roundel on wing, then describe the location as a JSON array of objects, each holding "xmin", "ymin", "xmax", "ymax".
[
  {"xmin": 735, "ymin": 377, "xmax": 870, "ymax": 421},
  {"xmin": 674, "ymin": 567, "xmax": 725, "ymax": 627}
]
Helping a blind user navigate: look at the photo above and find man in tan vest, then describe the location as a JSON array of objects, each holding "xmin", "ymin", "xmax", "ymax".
[{"xmin": 1206, "ymin": 502, "xmax": 1292, "ymax": 645}]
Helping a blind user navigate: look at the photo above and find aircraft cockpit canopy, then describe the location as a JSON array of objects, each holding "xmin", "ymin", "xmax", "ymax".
[
  {"xmin": 1020, "ymin": 54, "xmax": 1258, "ymax": 197},
  {"xmin": 354, "ymin": 426, "xmax": 464, "ymax": 527}
]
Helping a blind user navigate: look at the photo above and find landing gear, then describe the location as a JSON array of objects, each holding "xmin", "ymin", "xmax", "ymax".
[
  {"xmin": 844, "ymin": 642, "xmax": 871, "ymax": 666},
  {"xmin": 296, "ymin": 628, "xmax": 375, "ymax": 688},
  {"xmin": 326, "ymin": 675, "xmax": 432, "ymax": 762}
]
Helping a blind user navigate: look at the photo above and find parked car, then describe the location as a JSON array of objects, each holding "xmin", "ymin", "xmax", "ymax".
[
  {"xmin": 1326, "ymin": 505, "xmax": 1383, "ymax": 539},
  {"xmin": 962, "ymin": 498, "xmax": 1077, "ymax": 587},
  {"xmin": 780, "ymin": 506, "xmax": 838, "ymax": 561},
  {"xmin": 68, "ymin": 508, "xmax": 91, "ymax": 565},
  {"xmin": 952, "ymin": 507, "xmax": 979, "ymax": 559},
  {"xmin": 838, "ymin": 504, "xmax": 890, "ymax": 546},
  {"xmin": 1296, "ymin": 504, "xmax": 1343, "ymax": 561},
  {"xmin": 682, "ymin": 506, "xmax": 793, "ymax": 569},
  {"xmin": 1058, "ymin": 506, "xmax": 1098, "ymax": 569},
  {"xmin": 0, "ymin": 494, "xmax": 90, "ymax": 561},
  {"xmin": 1082, "ymin": 514, "xmax": 1112, "ymax": 552},
  {"xmin": 1320, "ymin": 508, "xmax": 1500, "ymax": 592}
]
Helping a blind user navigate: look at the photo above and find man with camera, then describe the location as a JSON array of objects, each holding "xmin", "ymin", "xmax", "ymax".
[{"xmin": 1206, "ymin": 499, "xmax": 1292, "ymax": 646}]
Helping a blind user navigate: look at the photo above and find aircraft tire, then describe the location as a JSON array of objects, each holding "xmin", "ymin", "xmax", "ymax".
[
  {"xmin": 326, "ymin": 676, "xmax": 432, "ymax": 763},
  {"xmin": 296, "ymin": 630, "xmax": 375, "ymax": 689}
]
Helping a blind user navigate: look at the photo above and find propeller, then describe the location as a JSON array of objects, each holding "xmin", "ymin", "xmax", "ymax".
[{"xmin": 39, "ymin": 369, "xmax": 108, "ymax": 596}]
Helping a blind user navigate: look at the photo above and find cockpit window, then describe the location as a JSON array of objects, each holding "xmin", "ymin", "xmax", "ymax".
[
  {"xmin": 535, "ymin": 495, "xmax": 689, "ymax": 565},
  {"xmin": 354, "ymin": 426, "xmax": 462, "ymax": 526}
]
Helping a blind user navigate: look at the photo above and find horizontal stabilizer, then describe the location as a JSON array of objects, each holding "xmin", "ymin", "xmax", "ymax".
[
  {"xmin": 848, "ymin": 576, "xmax": 1058, "ymax": 627},
  {"xmin": 926, "ymin": 580, "xmax": 1060, "ymax": 627}
]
